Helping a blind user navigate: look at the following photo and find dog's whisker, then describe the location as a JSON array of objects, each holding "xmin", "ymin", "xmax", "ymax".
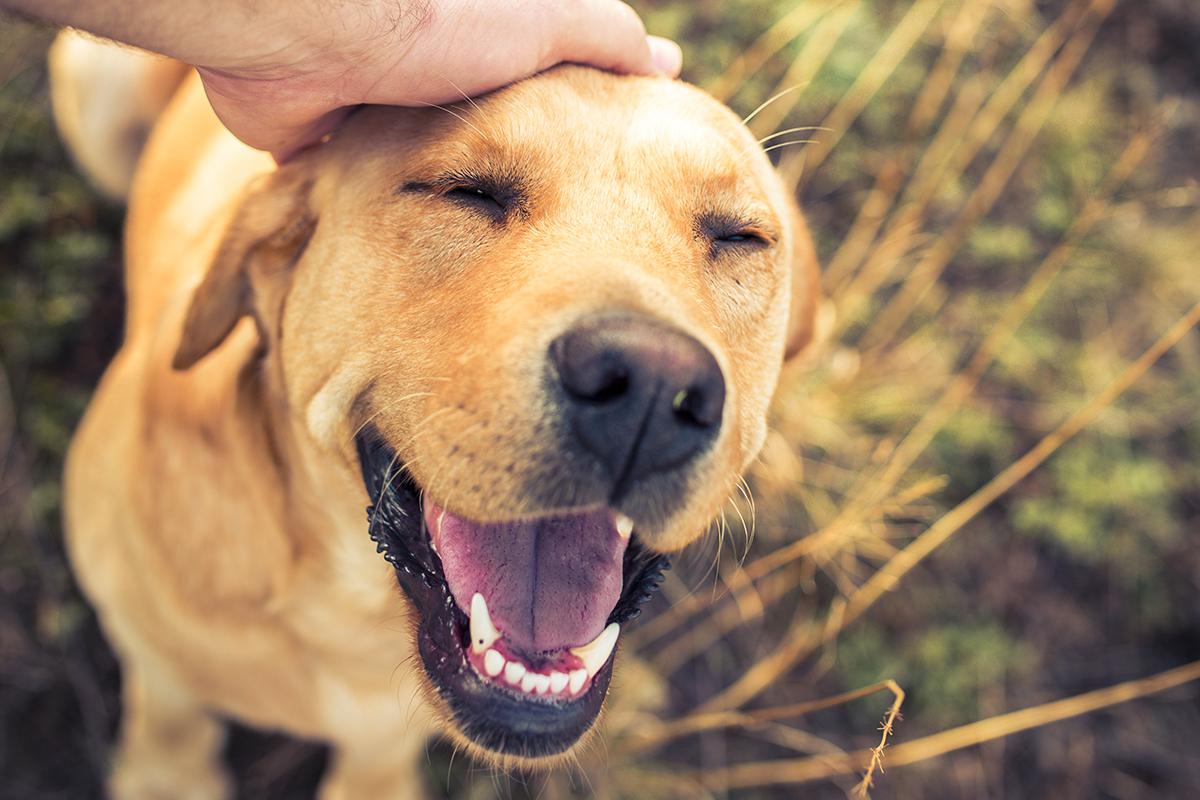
[
  {"xmin": 737, "ymin": 136, "xmax": 824, "ymax": 167},
  {"xmin": 412, "ymin": 99, "xmax": 489, "ymax": 140},
  {"xmin": 532, "ymin": 770, "xmax": 553, "ymax": 800},
  {"xmin": 735, "ymin": 476, "xmax": 758, "ymax": 564},
  {"xmin": 758, "ymin": 125, "xmax": 833, "ymax": 145},
  {"xmin": 447, "ymin": 741, "xmax": 462, "ymax": 793},
  {"xmin": 368, "ymin": 449, "xmax": 406, "ymax": 530},
  {"xmin": 760, "ymin": 138, "xmax": 820, "ymax": 155},
  {"xmin": 352, "ymin": 389, "xmax": 442, "ymax": 441},
  {"xmin": 705, "ymin": 509, "xmax": 730, "ymax": 601},
  {"xmin": 573, "ymin": 749, "xmax": 598, "ymax": 797},
  {"xmin": 412, "ymin": 416, "xmax": 489, "ymax": 512},
  {"xmin": 438, "ymin": 72, "xmax": 490, "ymax": 125},
  {"xmin": 727, "ymin": 491, "xmax": 753, "ymax": 570},
  {"xmin": 435, "ymin": 71, "xmax": 514, "ymax": 145},
  {"xmin": 741, "ymin": 83, "xmax": 807, "ymax": 125},
  {"xmin": 388, "ymin": 652, "xmax": 421, "ymax": 692},
  {"xmin": 398, "ymin": 683, "xmax": 427, "ymax": 741},
  {"xmin": 389, "ymin": 405, "xmax": 458, "ymax": 461}
]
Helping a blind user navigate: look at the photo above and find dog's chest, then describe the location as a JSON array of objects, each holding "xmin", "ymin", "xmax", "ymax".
[{"xmin": 269, "ymin": 540, "xmax": 429, "ymax": 741}]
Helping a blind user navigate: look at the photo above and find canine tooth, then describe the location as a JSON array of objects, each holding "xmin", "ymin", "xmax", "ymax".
[
  {"xmin": 549, "ymin": 671, "xmax": 569, "ymax": 694},
  {"xmin": 533, "ymin": 674, "xmax": 551, "ymax": 694},
  {"xmin": 504, "ymin": 661, "xmax": 526, "ymax": 684},
  {"xmin": 568, "ymin": 669, "xmax": 587, "ymax": 694},
  {"xmin": 614, "ymin": 513, "xmax": 634, "ymax": 539},
  {"xmin": 521, "ymin": 672, "xmax": 539, "ymax": 693},
  {"xmin": 570, "ymin": 623, "xmax": 620, "ymax": 677},
  {"xmin": 469, "ymin": 593, "xmax": 500, "ymax": 654},
  {"xmin": 484, "ymin": 649, "xmax": 505, "ymax": 677}
]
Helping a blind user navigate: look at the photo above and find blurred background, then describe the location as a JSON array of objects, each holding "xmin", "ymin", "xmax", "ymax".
[{"xmin": 2, "ymin": 0, "xmax": 1199, "ymax": 797}]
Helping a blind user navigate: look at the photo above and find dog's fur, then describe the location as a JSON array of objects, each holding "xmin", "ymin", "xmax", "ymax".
[{"xmin": 53, "ymin": 32, "xmax": 820, "ymax": 799}]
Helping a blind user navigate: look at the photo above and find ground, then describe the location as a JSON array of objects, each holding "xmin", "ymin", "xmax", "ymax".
[{"xmin": 2, "ymin": 1, "xmax": 1199, "ymax": 797}]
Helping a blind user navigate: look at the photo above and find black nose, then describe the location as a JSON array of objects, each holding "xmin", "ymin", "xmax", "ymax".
[{"xmin": 550, "ymin": 313, "xmax": 726, "ymax": 495}]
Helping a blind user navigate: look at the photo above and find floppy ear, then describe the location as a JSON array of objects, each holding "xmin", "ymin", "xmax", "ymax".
[
  {"xmin": 783, "ymin": 202, "xmax": 823, "ymax": 361},
  {"xmin": 172, "ymin": 167, "xmax": 315, "ymax": 370}
]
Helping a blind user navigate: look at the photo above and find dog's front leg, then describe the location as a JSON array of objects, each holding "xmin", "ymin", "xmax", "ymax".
[
  {"xmin": 109, "ymin": 658, "xmax": 232, "ymax": 800},
  {"xmin": 318, "ymin": 734, "xmax": 430, "ymax": 800}
]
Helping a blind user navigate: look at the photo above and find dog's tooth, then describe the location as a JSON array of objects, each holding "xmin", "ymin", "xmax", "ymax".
[
  {"xmin": 469, "ymin": 593, "xmax": 500, "ymax": 654},
  {"xmin": 549, "ymin": 671, "xmax": 569, "ymax": 694},
  {"xmin": 484, "ymin": 649, "xmax": 505, "ymax": 677},
  {"xmin": 504, "ymin": 661, "xmax": 526, "ymax": 684},
  {"xmin": 568, "ymin": 669, "xmax": 588, "ymax": 694},
  {"xmin": 614, "ymin": 513, "xmax": 634, "ymax": 539},
  {"xmin": 533, "ymin": 674, "xmax": 551, "ymax": 694},
  {"xmin": 569, "ymin": 623, "xmax": 620, "ymax": 678},
  {"xmin": 521, "ymin": 672, "xmax": 539, "ymax": 693}
]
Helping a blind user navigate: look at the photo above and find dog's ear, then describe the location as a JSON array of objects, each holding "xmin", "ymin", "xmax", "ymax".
[
  {"xmin": 783, "ymin": 201, "xmax": 823, "ymax": 361},
  {"xmin": 172, "ymin": 166, "xmax": 315, "ymax": 370}
]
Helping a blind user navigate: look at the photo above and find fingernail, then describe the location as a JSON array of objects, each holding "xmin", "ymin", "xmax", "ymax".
[{"xmin": 647, "ymin": 36, "xmax": 683, "ymax": 77}]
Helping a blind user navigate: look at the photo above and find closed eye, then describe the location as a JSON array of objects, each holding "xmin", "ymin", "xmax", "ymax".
[
  {"xmin": 400, "ymin": 172, "xmax": 522, "ymax": 223},
  {"xmin": 444, "ymin": 185, "xmax": 508, "ymax": 222},
  {"xmin": 715, "ymin": 231, "xmax": 769, "ymax": 245},
  {"xmin": 699, "ymin": 214, "xmax": 776, "ymax": 254}
]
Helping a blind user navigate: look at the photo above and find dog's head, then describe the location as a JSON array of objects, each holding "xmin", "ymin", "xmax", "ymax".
[{"xmin": 173, "ymin": 66, "xmax": 820, "ymax": 764}]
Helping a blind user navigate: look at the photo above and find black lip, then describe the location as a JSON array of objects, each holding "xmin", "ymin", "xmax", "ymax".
[{"xmin": 355, "ymin": 428, "xmax": 670, "ymax": 758}]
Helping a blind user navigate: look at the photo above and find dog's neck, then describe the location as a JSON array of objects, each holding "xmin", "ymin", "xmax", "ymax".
[
  {"xmin": 250, "ymin": 349, "xmax": 406, "ymax": 621},
  {"xmin": 138, "ymin": 321, "xmax": 387, "ymax": 619}
]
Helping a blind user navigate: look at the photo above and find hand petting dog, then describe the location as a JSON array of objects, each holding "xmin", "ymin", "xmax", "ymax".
[{"xmin": 3, "ymin": 0, "xmax": 682, "ymax": 159}]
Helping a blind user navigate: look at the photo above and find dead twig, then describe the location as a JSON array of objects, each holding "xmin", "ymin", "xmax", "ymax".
[{"xmin": 691, "ymin": 659, "xmax": 1200, "ymax": 791}]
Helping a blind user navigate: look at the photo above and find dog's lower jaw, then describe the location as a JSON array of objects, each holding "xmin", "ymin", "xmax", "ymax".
[
  {"xmin": 355, "ymin": 429, "xmax": 669, "ymax": 758},
  {"xmin": 439, "ymin": 710, "xmax": 609, "ymax": 774}
]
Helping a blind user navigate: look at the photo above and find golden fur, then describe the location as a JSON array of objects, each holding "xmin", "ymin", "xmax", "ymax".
[{"xmin": 54, "ymin": 31, "xmax": 820, "ymax": 798}]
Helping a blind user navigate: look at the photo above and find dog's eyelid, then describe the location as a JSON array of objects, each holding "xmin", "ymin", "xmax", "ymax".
[
  {"xmin": 399, "ymin": 172, "xmax": 525, "ymax": 222},
  {"xmin": 731, "ymin": 224, "xmax": 777, "ymax": 246},
  {"xmin": 438, "ymin": 168, "xmax": 522, "ymax": 196},
  {"xmin": 698, "ymin": 213, "xmax": 778, "ymax": 250},
  {"xmin": 398, "ymin": 180, "xmax": 432, "ymax": 194}
]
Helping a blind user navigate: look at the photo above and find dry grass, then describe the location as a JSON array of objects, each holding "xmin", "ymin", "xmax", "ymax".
[
  {"xmin": 681, "ymin": 658, "xmax": 1200, "ymax": 792},
  {"xmin": 607, "ymin": 0, "xmax": 1200, "ymax": 795}
]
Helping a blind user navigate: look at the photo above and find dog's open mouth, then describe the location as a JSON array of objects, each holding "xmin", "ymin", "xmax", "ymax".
[{"xmin": 355, "ymin": 429, "xmax": 670, "ymax": 758}]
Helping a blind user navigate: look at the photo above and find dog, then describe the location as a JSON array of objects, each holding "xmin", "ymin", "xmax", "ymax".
[{"xmin": 51, "ymin": 31, "xmax": 821, "ymax": 799}]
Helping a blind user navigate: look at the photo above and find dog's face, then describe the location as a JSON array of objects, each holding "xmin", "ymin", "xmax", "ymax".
[{"xmin": 175, "ymin": 66, "xmax": 819, "ymax": 764}]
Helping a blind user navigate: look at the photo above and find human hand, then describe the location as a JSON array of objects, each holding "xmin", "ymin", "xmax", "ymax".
[{"xmin": 194, "ymin": 1, "xmax": 682, "ymax": 160}]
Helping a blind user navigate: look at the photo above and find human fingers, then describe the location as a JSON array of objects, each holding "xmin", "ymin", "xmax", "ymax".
[
  {"xmin": 544, "ymin": 0, "xmax": 681, "ymax": 77},
  {"xmin": 197, "ymin": 67, "xmax": 348, "ymax": 159},
  {"xmin": 647, "ymin": 35, "xmax": 683, "ymax": 77}
]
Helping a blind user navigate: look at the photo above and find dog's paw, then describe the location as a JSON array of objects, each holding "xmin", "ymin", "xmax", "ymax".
[{"xmin": 110, "ymin": 756, "xmax": 233, "ymax": 800}]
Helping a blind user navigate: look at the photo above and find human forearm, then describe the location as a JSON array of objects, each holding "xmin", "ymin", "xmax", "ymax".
[{"xmin": 1, "ymin": 0, "xmax": 410, "ymax": 75}]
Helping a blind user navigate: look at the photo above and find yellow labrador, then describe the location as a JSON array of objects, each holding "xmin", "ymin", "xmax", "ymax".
[{"xmin": 52, "ymin": 31, "xmax": 820, "ymax": 799}]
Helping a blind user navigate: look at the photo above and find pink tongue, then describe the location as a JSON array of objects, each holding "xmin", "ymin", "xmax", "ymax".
[{"xmin": 427, "ymin": 505, "xmax": 628, "ymax": 654}]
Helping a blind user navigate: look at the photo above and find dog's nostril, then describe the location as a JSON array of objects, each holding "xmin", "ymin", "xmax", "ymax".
[
  {"xmin": 587, "ymin": 368, "xmax": 629, "ymax": 403},
  {"xmin": 553, "ymin": 343, "xmax": 632, "ymax": 403},
  {"xmin": 671, "ymin": 385, "xmax": 722, "ymax": 429}
]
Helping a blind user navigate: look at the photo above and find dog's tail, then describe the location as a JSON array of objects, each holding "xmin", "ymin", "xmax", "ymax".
[{"xmin": 48, "ymin": 31, "xmax": 188, "ymax": 201}]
